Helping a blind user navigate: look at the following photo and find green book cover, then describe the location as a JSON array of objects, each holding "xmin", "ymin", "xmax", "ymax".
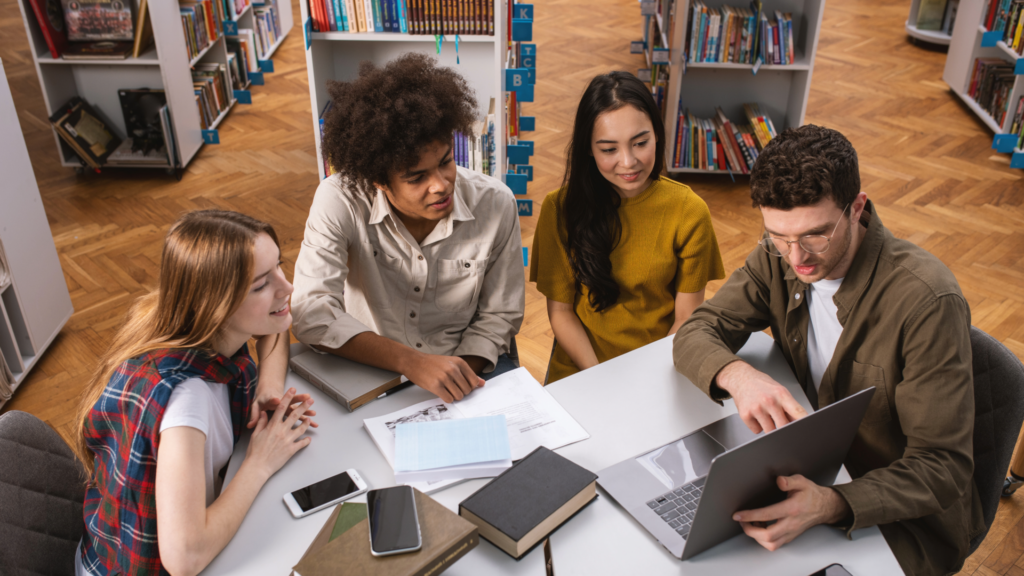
[{"xmin": 330, "ymin": 502, "xmax": 368, "ymax": 541}]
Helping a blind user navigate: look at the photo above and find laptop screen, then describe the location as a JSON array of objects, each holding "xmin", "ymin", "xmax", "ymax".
[{"xmin": 635, "ymin": 431, "xmax": 726, "ymax": 490}]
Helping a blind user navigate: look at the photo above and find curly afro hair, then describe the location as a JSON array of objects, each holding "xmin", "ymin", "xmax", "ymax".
[{"xmin": 321, "ymin": 53, "xmax": 478, "ymax": 196}]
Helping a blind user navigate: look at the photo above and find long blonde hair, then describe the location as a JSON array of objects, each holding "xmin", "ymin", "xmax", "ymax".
[{"xmin": 74, "ymin": 210, "xmax": 279, "ymax": 475}]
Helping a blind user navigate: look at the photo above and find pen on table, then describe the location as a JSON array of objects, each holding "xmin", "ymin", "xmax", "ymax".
[{"xmin": 378, "ymin": 380, "xmax": 415, "ymax": 399}]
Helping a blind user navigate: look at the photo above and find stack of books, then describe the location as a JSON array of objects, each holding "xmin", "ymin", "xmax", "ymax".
[
  {"xmin": 969, "ymin": 58, "xmax": 1015, "ymax": 126},
  {"xmin": 181, "ymin": 0, "xmax": 226, "ymax": 62},
  {"xmin": 308, "ymin": 0, "xmax": 493, "ymax": 35},
  {"xmin": 48, "ymin": 96, "xmax": 121, "ymax": 169},
  {"xmin": 672, "ymin": 103, "xmax": 777, "ymax": 173},
  {"xmin": 193, "ymin": 63, "xmax": 235, "ymax": 129},
  {"xmin": 254, "ymin": 1, "xmax": 284, "ymax": 58}
]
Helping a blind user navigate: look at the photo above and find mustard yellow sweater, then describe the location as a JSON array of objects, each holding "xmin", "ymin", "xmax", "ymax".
[{"xmin": 529, "ymin": 177, "xmax": 725, "ymax": 383}]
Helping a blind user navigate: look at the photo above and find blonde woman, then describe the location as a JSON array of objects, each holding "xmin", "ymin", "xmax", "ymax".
[{"xmin": 75, "ymin": 211, "xmax": 317, "ymax": 576}]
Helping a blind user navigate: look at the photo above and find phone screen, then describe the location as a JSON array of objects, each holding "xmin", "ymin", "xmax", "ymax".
[
  {"xmin": 290, "ymin": 471, "xmax": 360, "ymax": 512},
  {"xmin": 368, "ymin": 486, "xmax": 420, "ymax": 554}
]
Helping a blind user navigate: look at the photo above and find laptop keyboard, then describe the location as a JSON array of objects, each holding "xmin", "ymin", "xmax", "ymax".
[{"xmin": 645, "ymin": 476, "xmax": 706, "ymax": 539}]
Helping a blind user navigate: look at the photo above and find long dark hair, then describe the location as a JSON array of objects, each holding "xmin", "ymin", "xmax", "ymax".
[{"xmin": 560, "ymin": 71, "xmax": 665, "ymax": 311}]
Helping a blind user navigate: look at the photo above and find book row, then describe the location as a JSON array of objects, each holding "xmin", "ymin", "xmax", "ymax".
[
  {"xmin": 194, "ymin": 63, "xmax": 236, "ymax": 130},
  {"xmin": 254, "ymin": 2, "xmax": 285, "ymax": 58},
  {"xmin": 969, "ymin": 58, "xmax": 1014, "ymax": 128},
  {"xmin": 985, "ymin": 0, "xmax": 1024, "ymax": 55},
  {"xmin": 26, "ymin": 0, "xmax": 155, "ymax": 60},
  {"xmin": 686, "ymin": 2, "xmax": 796, "ymax": 66},
  {"xmin": 181, "ymin": 0, "xmax": 226, "ymax": 62},
  {"xmin": 671, "ymin": 103, "xmax": 778, "ymax": 173},
  {"xmin": 308, "ymin": 0, "xmax": 494, "ymax": 35},
  {"xmin": 1007, "ymin": 95, "xmax": 1024, "ymax": 150}
]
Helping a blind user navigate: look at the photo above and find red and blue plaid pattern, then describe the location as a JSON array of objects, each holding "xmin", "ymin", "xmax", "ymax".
[{"xmin": 80, "ymin": 347, "xmax": 256, "ymax": 575}]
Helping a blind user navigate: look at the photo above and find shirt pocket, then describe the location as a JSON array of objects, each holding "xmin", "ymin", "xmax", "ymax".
[
  {"xmin": 435, "ymin": 258, "xmax": 486, "ymax": 313},
  {"xmin": 361, "ymin": 241, "xmax": 403, "ymax": 310},
  {"xmin": 848, "ymin": 361, "xmax": 892, "ymax": 428}
]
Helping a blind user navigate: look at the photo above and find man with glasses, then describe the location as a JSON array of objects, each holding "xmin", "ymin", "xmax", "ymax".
[{"xmin": 673, "ymin": 125, "xmax": 981, "ymax": 576}]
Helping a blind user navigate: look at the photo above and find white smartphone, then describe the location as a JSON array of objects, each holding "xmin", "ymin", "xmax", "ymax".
[
  {"xmin": 367, "ymin": 486, "xmax": 422, "ymax": 556},
  {"xmin": 282, "ymin": 469, "xmax": 368, "ymax": 518}
]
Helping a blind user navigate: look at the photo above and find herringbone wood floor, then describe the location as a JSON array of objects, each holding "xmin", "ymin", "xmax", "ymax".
[{"xmin": 2, "ymin": 0, "xmax": 1024, "ymax": 572}]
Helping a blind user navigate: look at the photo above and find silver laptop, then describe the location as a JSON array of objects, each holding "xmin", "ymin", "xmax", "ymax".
[{"xmin": 597, "ymin": 387, "xmax": 875, "ymax": 560}]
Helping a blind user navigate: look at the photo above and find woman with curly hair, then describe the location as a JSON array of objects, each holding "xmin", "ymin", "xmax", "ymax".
[
  {"xmin": 529, "ymin": 71, "xmax": 725, "ymax": 383},
  {"xmin": 292, "ymin": 53, "xmax": 524, "ymax": 403}
]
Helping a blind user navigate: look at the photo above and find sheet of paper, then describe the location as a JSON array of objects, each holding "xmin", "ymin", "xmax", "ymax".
[
  {"xmin": 364, "ymin": 367, "xmax": 591, "ymax": 491},
  {"xmin": 395, "ymin": 415, "xmax": 511, "ymax": 472}
]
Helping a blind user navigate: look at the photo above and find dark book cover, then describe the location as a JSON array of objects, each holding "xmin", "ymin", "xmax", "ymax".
[
  {"xmin": 28, "ymin": 0, "xmax": 69, "ymax": 58},
  {"xmin": 62, "ymin": 0, "xmax": 134, "ymax": 41},
  {"xmin": 49, "ymin": 96, "xmax": 121, "ymax": 167},
  {"xmin": 458, "ymin": 446, "xmax": 597, "ymax": 557}
]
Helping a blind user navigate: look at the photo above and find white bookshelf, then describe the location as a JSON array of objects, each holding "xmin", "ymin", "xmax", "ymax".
[
  {"xmin": 653, "ymin": 0, "xmax": 825, "ymax": 174},
  {"xmin": 300, "ymin": 1, "xmax": 507, "ymax": 181},
  {"xmin": 0, "ymin": 58, "xmax": 74, "ymax": 409},
  {"xmin": 943, "ymin": 0, "xmax": 1024, "ymax": 167},
  {"xmin": 13, "ymin": 0, "xmax": 293, "ymax": 176},
  {"xmin": 906, "ymin": 0, "xmax": 954, "ymax": 46}
]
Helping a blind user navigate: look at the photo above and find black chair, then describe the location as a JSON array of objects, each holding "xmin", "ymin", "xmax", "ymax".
[
  {"xmin": 0, "ymin": 410, "xmax": 86, "ymax": 575},
  {"xmin": 969, "ymin": 327, "xmax": 1024, "ymax": 553}
]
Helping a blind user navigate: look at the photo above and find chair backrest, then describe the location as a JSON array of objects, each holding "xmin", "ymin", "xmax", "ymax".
[
  {"xmin": 971, "ymin": 327, "xmax": 1024, "ymax": 550},
  {"xmin": 0, "ymin": 410, "xmax": 86, "ymax": 575}
]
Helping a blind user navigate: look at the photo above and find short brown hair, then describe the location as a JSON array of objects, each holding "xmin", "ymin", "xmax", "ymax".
[
  {"xmin": 321, "ymin": 53, "xmax": 478, "ymax": 196},
  {"xmin": 749, "ymin": 124, "xmax": 860, "ymax": 210}
]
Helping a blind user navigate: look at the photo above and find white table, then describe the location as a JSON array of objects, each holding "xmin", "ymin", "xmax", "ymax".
[{"xmin": 202, "ymin": 333, "xmax": 904, "ymax": 575}]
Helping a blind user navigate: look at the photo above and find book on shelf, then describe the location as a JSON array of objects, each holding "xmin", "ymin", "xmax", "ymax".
[
  {"xmin": 193, "ymin": 63, "xmax": 235, "ymax": 129},
  {"xmin": 253, "ymin": 2, "xmax": 284, "ymax": 57},
  {"xmin": 27, "ymin": 0, "xmax": 69, "ymax": 58},
  {"xmin": 61, "ymin": 0, "xmax": 134, "ymax": 42},
  {"xmin": 180, "ymin": 0, "xmax": 225, "ymax": 62},
  {"xmin": 108, "ymin": 89, "xmax": 171, "ymax": 166},
  {"xmin": 62, "ymin": 40, "xmax": 133, "ymax": 59},
  {"xmin": 132, "ymin": 0, "xmax": 154, "ymax": 57},
  {"xmin": 685, "ymin": 1, "xmax": 793, "ymax": 65},
  {"xmin": 49, "ymin": 96, "xmax": 121, "ymax": 169},
  {"xmin": 458, "ymin": 446, "xmax": 598, "ymax": 560},
  {"xmin": 454, "ymin": 121, "xmax": 491, "ymax": 176},
  {"xmin": 293, "ymin": 490, "xmax": 478, "ymax": 576},
  {"xmin": 968, "ymin": 57, "xmax": 1015, "ymax": 127},
  {"xmin": 227, "ymin": 34, "xmax": 259, "ymax": 74},
  {"xmin": 308, "ymin": 0, "xmax": 492, "ymax": 35},
  {"xmin": 225, "ymin": 0, "xmax": 251, "ymax": 20},
  {"xmin": 916, "ymin": 0, "xmax": 948, "ymax": 31},
  {"xmin": 985, "ymin": 0, "xmax": 1024, "ymax": 54},
  {"xmin": 672, "ymin": 103, "xmax": 776, "ymax": 172}
]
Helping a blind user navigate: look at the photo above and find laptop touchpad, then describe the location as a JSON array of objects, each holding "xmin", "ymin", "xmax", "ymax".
[{"xmin": 635, "ymin": 431, "xmax": 726, "ymax": 490}]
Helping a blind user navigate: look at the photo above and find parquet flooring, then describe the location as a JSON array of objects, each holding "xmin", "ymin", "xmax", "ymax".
[{"xmin": 1, "ymin": 0, "xmax": 1023, "ymax": 572}]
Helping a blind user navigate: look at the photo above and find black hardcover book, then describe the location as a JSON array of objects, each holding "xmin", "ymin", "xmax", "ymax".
[{"xmin": 459, "ymin": 446, "xmax": 598, "ymax": 560}]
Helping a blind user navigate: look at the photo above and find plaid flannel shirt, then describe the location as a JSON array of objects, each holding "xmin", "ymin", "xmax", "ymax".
[{"xmin": 80, "ymin": 347, "xmax": 257, "ymax": 575}]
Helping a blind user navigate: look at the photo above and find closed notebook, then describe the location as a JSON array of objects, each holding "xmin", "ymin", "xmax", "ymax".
[
  {"xmin": 293, "ymin": 489, "xmax": 478, "ymax": 576},
  {"xmin": 288, "ymin": 346, "xmax": 402, "ymax": 411},
  {"xmin": 458, "ymin": 446, "xmax": 598, "ymax": 560},
  {"xmin": 394, "ymin": 415, "xmax": 512, "ymax": 483},
  {"xmin": 294, "ymin": 501, "xmax": 368, "ymax": 567}
]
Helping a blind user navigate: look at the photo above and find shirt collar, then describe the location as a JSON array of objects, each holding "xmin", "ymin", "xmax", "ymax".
[{"xmin": 366, "ymin": 174, "xmax": 476, "ymax": 241}]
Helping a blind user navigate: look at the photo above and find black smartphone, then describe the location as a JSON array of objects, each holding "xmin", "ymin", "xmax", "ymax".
[
  {"xmin": 367, "ymin": 486, "xmax": 422, "ymax": 556},
  {"xmin": 809, "ymin": 564, "xmax": 853, "ymax": 576}
]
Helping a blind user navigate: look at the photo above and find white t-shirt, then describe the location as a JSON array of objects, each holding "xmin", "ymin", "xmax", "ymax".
[
  {"xmin": 806, "ymin": 277, "xmax": 844, "ymax": 391},
  {"xmin": 158, "ymin": 377, "xmax": 235, "ymax": 507}
]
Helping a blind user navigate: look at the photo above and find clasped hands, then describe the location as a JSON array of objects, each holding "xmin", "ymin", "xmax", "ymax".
[{"xmin": 715, "ymin": 361, "xmax": 851, "ymax": 551}]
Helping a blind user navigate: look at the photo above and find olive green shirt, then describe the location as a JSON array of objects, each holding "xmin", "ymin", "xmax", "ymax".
[{"xmin": 673, "ymin": 201, "xmax": 984, "ymax": 576}]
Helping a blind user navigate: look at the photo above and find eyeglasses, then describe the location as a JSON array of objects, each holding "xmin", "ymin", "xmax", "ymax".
[{"xmin": 758, "ymin": 204, "xmax": 850, "ymax": 257}]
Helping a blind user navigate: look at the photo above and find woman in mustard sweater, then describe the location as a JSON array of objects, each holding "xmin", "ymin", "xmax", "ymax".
[{"xmin": 530, "ymin": 71, "xmax": 725, "ymax": 383}]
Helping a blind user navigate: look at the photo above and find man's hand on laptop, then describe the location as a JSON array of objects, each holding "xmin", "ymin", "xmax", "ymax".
[
  {"xmin": 732, "ymin": 474, "xmax": 851, "ymax": 551},
  {"xmin": 401, "ymin": 352, "xmax": 485, "ymax": 403},
  {"xmin": 716, "ymin": 361, "xmax": 807, "ymax": 433}
]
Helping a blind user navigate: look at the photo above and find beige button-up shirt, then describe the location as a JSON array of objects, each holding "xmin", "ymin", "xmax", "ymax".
[{"xmin": 291, "ymin": 167, "xmax": 525, "ymax": 372}]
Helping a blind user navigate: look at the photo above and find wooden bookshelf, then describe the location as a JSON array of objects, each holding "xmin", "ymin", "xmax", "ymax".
[
  {"xmin": 649, "ymin": 0, "xmax": 825, "ymax": 175},
  {"xmin": 13, "ymin": 0, "xmax": 293, "ymax": 175}
]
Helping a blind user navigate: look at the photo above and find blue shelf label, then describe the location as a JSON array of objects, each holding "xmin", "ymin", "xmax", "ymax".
[
  {"xmin": 517, "ymin": 84, "xmax": 534, "ymax": 102},
  {"xmin": 524, "ymin": 67, "xmax": 536, "ymax": 84},
  {"xmin": 258, "ymin": 59, "xmax": 274, "ymax": 73},
  {"xmin": 637, "ymin": 68, "xmax": 652, "ymax": 82},
  {"xmin": 248, "ymin": 71, "xmax": 265, "ymax": 85},
  {"xmin": 517, "ymin": 199, "xmax": 533, "ymax": 216},
  {"xmin": 516, "ymin": 165, "xmax": 533, "ymax": 181},
  {"xmin": 507, "ymin": 144, "xmax": 533, "ymax": 165},
  {"xmin": 522, "ymin": 54, "xmax": 535, "ymax": 68},
  {"xmin": 506, "ymin": 172, "xmax": 528, "ymax": 195},
  {"xmin": 981, "ymin": 30, "xmax": 1002, "ymax": 47},
  {"xmin": 630, "ymin": 40, "xmax": 645, "ymax": 54},
  {"xmin": 512, "ymin": 19, "xmax": 532, "ymax": 42},
  {"xmin": 233, "ymin": 89, "xmax": 252, "ymax": 104},
  {"xmin": 1011, "ymin": 150, "xmax": 1024, "ymax": 169},
  {"xmin": 993, "ymin": 133, "xmax": 1017, "ymax": 153},
  {"xmin": 652, "ymin": 47, "xmax": 670, "ymax": 64},
  {"xmin": 519, "ymin": 140, "xmax": 534, "ymax": 154},
  {"xmin": 304, "ymin": 18, "xmax": 312, "ymax": 50},
  {"xmin": 522, "ymin": 247, "xmax": 529, "ymax": 267},
  {"xmin": 224, "ymin": 21, "xmax": 238, "ymax": 36},
  {"xmin": 1016, "ymin": 59, "xmax": 1024, "ymax": 75},
  {"xmin": 506, "ymin": 68, "xmax": 528, "ymax": 90},
  {"xmin": 520, "ymin": 116, "xmax": 535, "ymax": 131},
  {"xmin": 521, "ymin": 43, "xmax": 536, "ymax": 56},
  {"xmin": 514, "ymin": 4, "xmax": 533, "ymax": 20},
  {"xmin": 202, "ymin": 130, "xmax": 220, "ymax": 145}
]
